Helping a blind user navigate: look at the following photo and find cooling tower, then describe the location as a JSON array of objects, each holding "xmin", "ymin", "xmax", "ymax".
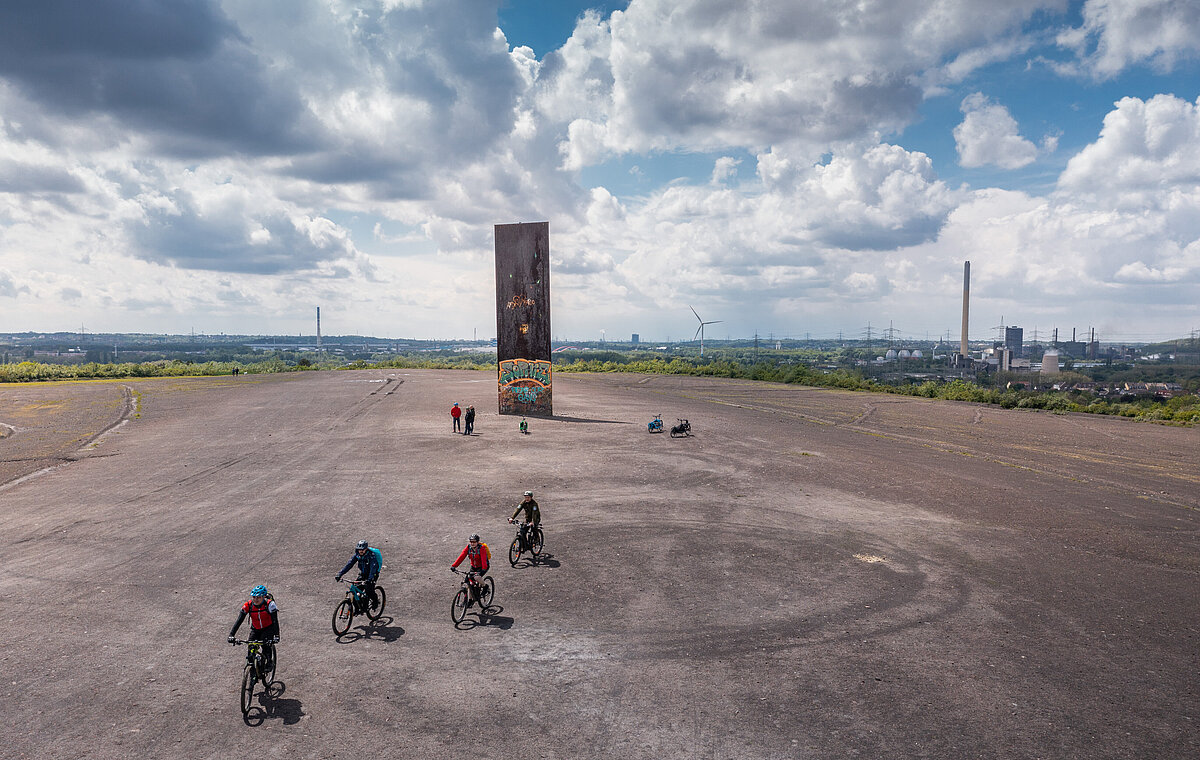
[{"xmin": 1041, "ymin": 350, "xmax": 1060, "ymax": 375}]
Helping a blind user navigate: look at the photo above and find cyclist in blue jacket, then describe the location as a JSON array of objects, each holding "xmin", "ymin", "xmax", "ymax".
[{"xmin": 336, "ymin": 539, "xmax": 381, "ymax": 610}]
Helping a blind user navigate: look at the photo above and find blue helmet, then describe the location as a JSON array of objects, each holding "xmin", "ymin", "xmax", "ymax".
[{"xmin": 251, "ymin": 584, "xmax": 268, "ymax": 597}]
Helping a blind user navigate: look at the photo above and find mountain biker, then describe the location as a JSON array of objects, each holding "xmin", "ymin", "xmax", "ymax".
[
  {"xmin": 451, "ymin": 533, "xmax": 490, "ymax": 600},
  {"xmin": 508, "ymin": 490, "xmax": 541, "ymax": 549},
  {"xmin": 227, "ymin": 585, "xmax": 279, "ymax": 669},
  {"xmin": 335, "ymin": 539, "xmax": 381, "ymax": 609}
]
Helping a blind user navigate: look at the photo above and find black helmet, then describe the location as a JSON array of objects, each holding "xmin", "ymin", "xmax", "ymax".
[
  {"xmin": 356, "ymin": 539, "xmax": 369, "ymax": 550},
  {"xmin": 468, "ymin": 533, "xmax": 480, "ymax": 542}
]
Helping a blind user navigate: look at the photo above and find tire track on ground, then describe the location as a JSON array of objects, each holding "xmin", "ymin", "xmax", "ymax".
[{"xmin": 0, "ymin": 385, "xmax": 136, "ymax": 492}]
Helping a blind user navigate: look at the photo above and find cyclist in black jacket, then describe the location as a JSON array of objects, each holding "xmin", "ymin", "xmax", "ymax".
[{"xmin": 508, "ymin": 490, "xmax": 541, "ymax": 548}]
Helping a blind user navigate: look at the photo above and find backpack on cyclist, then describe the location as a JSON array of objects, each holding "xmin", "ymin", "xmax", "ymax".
[{"xmin": 369, "ymin": 547, "xmax": 383, "ymax": 578}]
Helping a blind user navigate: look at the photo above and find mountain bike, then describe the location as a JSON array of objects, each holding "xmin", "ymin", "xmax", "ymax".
[
  {"xmin": 450, "ymin": 569, "xmax": 494, "ymax": 624},
  {"xmin": 332, "ymin": 578, "xmax": 387, "ymax": 636},
  {"xmin": 648, "ymin": 414, "xmax": 663, "ymax": 433},
  {"xmin": 231, "ymin": 637, "xmax": 277, "ymax": 715},
  {"xmin": 508, "ymin": 520, "xmax": 544, "ymax": 566}
]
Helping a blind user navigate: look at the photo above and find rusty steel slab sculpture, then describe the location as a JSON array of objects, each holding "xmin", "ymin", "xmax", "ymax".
[{"xmin": 494, "ymin": 221, "xmax": 552, "ymax": 416}]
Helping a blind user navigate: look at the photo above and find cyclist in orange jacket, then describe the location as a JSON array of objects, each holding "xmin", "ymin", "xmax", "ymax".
[{"xmin": 451, "ymin": 533, "xmax": 490, "ymax": 600}]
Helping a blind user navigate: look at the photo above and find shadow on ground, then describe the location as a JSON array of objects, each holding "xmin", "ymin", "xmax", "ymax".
[{"xmin": 244, "ymin": 680, "xmax": 304, "ymax": 727}]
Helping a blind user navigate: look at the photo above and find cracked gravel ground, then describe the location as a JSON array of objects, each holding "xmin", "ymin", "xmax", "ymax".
[{"xmin": 1, "ymin": 370, "xmax": 1197, "ymax": 759}]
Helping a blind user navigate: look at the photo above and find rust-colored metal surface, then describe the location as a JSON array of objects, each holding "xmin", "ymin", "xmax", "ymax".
[{"xmin": 494, "ymin": 221, "xmax": 552, "ymax": 416}]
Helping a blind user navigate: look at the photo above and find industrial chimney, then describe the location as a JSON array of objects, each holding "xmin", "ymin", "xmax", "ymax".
[
  {"xmin": 960, "ymin": 261, "xmax": 970, "ymax": 357},
  {"xmin": 316, "ymin": 306, "xmax": 322, "ymax": 354}
]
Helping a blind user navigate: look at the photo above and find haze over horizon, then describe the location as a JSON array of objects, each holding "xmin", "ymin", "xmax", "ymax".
[{"xmin": 2, "ymin": 1, "xmax": 1199, "ymax": 343}]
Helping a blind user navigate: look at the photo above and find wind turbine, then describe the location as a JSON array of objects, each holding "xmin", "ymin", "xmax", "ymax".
[{"xmin": 690, "ymin": 306, "xmax": 722, "ymax": 357}]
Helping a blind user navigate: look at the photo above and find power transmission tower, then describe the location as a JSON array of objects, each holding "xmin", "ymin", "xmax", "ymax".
[
  {"xmin": 862, "ymin": 322, "xmax": 874, "ymax": 350},
  {"xmin": 991, "ymin": 315, "xmax": 1005, "ymax": 343},
  {"xmin": 884, "ymin": 320, "xmax": 899, "ymax": 347}
]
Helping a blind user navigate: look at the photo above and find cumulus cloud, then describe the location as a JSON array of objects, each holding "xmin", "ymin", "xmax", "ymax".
[
  {"xmin": 1056, "ymin": 0, "xmax": 1200, "ymax": 79},
  {"xmin": 597, "ymin": 142, "xmax": 959, "ymax": 315},
  {"xmin": 2, "ymin": 0, "xmax": 1199, "ymax": 339},
  {"xmin": 544, "ymin": 0, "xmax": 1053, "ymax": 162},
  {"xmin": 0, "ymin": 0, "xmax": 320, "ymax": 156},
  {"xmin": 1058, "ymin": 94, "xmax": 1200, "ymax": 199},
  {"xmin": 954, "ymin": 93, "xmax": 1039, "ymax": 169},
  {"xmin": 0, "ymin": 270, "xmax": 26, "ymax": 298}
]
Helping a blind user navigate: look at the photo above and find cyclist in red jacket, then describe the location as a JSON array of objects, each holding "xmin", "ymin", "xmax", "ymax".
[
  {"xmin": 228, "ymin": 584, "xmax": 279, "ymax": 669},
  {"xmin": 451, "ymin": 533, "xmax": 490, "ymax": 600}
]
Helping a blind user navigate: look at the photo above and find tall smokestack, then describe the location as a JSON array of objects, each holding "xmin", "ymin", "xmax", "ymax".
[
  {"xmin": 960, "ymin": 261, "xmax": 970, "ymax": 357},
  {"xmin": 316, "ymin": 307, "xmax": 322, "ymax": 353}
]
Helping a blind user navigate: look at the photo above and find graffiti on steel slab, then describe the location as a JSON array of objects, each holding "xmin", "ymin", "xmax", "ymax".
[
  {"xmin": 507, "ymin": 294, "xmax": 536, "ymax": 310},
  {"xmin": 498, "ymin": 358, "xmax": 552, "ymax": 409},
  {"xmin": 499, "ymin": 358, "xmax": 551, "ymax": 387}
]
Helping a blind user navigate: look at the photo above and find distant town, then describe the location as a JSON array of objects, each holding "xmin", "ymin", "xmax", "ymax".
[{"xmin": 3, "ymin": 328, "xmax": 1199, "ymax": 399}]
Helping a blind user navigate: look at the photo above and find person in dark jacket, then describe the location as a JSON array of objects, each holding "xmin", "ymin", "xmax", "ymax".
[
  {"xmin": 335, "ymin": 539, "xmax": 381, "ymax": 609},
  {"xmin": 464, "ymin": 405, "xmax": 476, "ymax": 435},
  {"xmin": 508, "ymin": 490, "xmax": 541, "ymax": 548}
]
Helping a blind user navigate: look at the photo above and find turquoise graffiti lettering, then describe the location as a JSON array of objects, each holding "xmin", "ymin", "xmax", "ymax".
[
  {"xmin": 498, "ymin": 359, "xmax": 551, "ymax": 387},
  {"xmin": 513, "ymin": 386, "xmax": 543, "ymax": 403}
]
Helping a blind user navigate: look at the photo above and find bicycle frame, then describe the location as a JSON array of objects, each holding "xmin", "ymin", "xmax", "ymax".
[
  {"xmin": 513, "ymin": 522, "xmax": 531, "ymax": 550},
  {"xmin": 233, "ymin": 637, "xmax": 277, "ymax": 679},
  {"xmin": 338, "ymin": 577, "xmax": 378, "ymax": 610},
  {"xmin": 453, "ymin": 568, "xmax": 488, "ymax": 598}
]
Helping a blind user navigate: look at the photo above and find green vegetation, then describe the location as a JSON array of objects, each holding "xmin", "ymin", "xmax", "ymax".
[
  {"xmin": 347, "ymin": 354, "xmax": 493, "ymax": 372},
  {"xmin": 4, "ymin": 347, "xmax": 1197, "ymax": 424},
  {"xmin": 549, "ymin": 355, "xmax": 1200, "ymax": 424},
  {"xmin": 0, "ymin": 358, "xmax": 303, "ymax": 382}
]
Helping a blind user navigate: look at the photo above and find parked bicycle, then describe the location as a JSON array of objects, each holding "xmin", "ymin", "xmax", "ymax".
[
  {"xmin": 231, "ymin": 636, "xmax": 277, "ymax": 715},
  {"xmin": 332, "ymin": 578, "xmax": 387, "ymax": 636},
  {"xmin": 647, "ymin": 414, "xmax": 664, "ymax": 433},
  {"xmin": 670, "ymin": 418, "xmax": 692, "ymax": 437},
  {"xmin": 450, "ymin": 568, "xmax": 494, "ymax": 624},
  {"xmin": 508, "ymin": 520, "xmax": 545, "ymax": 566}
]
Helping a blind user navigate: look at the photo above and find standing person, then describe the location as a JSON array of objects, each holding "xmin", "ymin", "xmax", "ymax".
[
  {"xmin": 450, "ymin": 533, "xmax": 490, "ymax": 601},
  {"xmin": 464, "ymin": 405, "xmax": 476, "ymax": 435},
  {"xmin": 227, "ymin": 585, "xmax": 279, "ymax": 670},
  {"xmin": 450, "ymin": 402, "xmax": 462, "ymax": 433},
  {"xmin": 508, "ymin": 490, "xmax": 541, "ymax": 549},
  {"xmin": 335, "ymin": 539, "xmax": 381, "ymax": 610}
]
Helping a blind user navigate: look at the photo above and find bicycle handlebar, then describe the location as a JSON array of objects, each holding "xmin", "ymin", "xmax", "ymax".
[{"xmin": 231, "ymin": 637, "xmax": 279, "ymax": 646}]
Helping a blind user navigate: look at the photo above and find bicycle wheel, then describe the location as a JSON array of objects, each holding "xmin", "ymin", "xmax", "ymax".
[
  {"xmin": 332, "ymin": 598, "xmax": 354, "ymax": 635},
  {"xmin": 263, "ymin": 644, "xmax": 277, "ymax": 684},
  {"xmin": 530, "ymin": 527, "xmax": 544, "ymax": 556},
  {"xmin": 240, "ymin": 664, "xmax": 255, "ymax": 714},
  {"xmin": 479, "ymin": 576, "xmax": 495, "ymax": 609},
  {"xmin": 508, "ymin": 538, "xmax": 522, "ymax": 566},
  {"xmin": 366, "ymin": 586, "xmax": 386, "ymax": 620},
  {"xmin": 451, "ymin": 589, "xmax": 468, "ymax": 624}
]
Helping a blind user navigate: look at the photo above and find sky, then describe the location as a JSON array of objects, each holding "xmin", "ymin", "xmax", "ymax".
[{"xmin": 1, "ymin": 0, "xmax": 1199, "ymax": 344}]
